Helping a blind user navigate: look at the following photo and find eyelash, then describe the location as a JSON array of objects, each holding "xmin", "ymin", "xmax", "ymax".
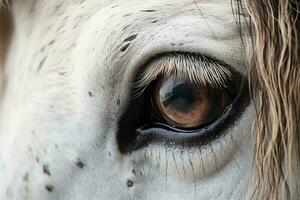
[
  {"xmin": 117, "ymin": 52, "xmax": 250, "ymax": 153},
  {"xmin": 132, "ymin": 52, "xmax": 234, "ymax": 99}
]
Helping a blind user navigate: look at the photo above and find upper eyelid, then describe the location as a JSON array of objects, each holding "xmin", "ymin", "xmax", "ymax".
[{"xmin": 132, "ymin": 52, "xmax": 236, "ymax": 98}]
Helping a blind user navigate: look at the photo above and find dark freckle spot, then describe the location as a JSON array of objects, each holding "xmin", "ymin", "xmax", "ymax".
[
  {"xmin": 55, "ymin": 3, "xmax": 62, "ymax": 10},
  {"xmin": 58, "ymin": 71, "xmax": 66, "ymax": 76},
  {"xmin": 48, "ymin": 40, "xmax": 55, "ymax": 45},
  {"xmin": 88, "ymin": 91, "xmax": 93, "ymax": 97},
  {"xmin": 108, "ymin": 152, "xmax": 111, "ymax": 157},
  {"xmin": 122, "ymin": 24, "xmax": 131, "ymax": 31},
  {"xmin": 126, "ymin": 180, "xmax": 134, "ymax": 187},
  {"xmin": 45, "ymin": 184, "xmax": 54, "ymax": 192},
  {"xmin": 124, "ymin": 34, "xmax": 137, "ymax": 42},
  {"xmin": 132, "ymin": 169, "xmax": 143, "ymax": 176},
  {"xmin": 71, "ymin": 42, "xmax": 77, "ymax": 47},
  {"xmin": 171, "ymin": 43, "xmax": 176, "ymax": 46},
  {"xmin": 55, "ymin": 144, "xmax": 58, "ymax": 148},
  {"xmin": 37, "ymin": 57, "xmax": 47, "ymax": 72},
  {"xmin": 111, "ymin": 4, "xmax": 119, "ymax": 8},
  {"xmin": 132, "ymin": 169, "xmax": 136, "ymax": 175},
  {"xmin": 120, "ymin": 43, "xmax": 130, "ymax": 52},
  {"xmin": 123, "ymin": 13, "xmax": 132, "ymax": 17},
  {"xmin": 75, "ymin": 159, "xmax": 85, "ymax": 169},
  {"xmin": 151, "ymin": 20, "xmax": 158, "ymax": 23},
  {"xmin": 117, "ymin": 98, "xmax": 120, "ymax": 105},
  {"xmin": 141, "ymin": 9, "xmax": 156, "ymax": 12},
  {"xmin": 36, "ymin": 157, "xmax": 40, "ymax": 163},
  {"xmin": 29, "ymin": 0, "xmax": 37, "ymax": 13},
  {"xmin": 43, "ymin": 165, "xmax": 51, "ymax": 176}
]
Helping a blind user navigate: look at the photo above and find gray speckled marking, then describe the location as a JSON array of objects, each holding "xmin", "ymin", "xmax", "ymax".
[{"xmin": 0, "ymin": 0, "xmax": 298, "ymax": 200}]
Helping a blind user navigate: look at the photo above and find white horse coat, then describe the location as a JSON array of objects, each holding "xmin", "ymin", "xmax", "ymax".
[{"xmin": 0, "ymin": 0, "xmax": 259, "ymax": 199}]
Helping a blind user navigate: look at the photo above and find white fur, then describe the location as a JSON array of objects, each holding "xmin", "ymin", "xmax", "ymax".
[{"xmin": 0, "ymin": 0, "xmax": 257, "ymax": 199}]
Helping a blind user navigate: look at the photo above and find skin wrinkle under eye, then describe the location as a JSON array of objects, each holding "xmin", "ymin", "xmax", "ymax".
[{"xmin": 134, "ymin": 140, "xmax": 240, "ymax": 197}]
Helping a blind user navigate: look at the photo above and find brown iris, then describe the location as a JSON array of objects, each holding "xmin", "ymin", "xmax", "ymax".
[{"xmin": 154, "ymin": 76, "xmax": 231, "ymax": 129}]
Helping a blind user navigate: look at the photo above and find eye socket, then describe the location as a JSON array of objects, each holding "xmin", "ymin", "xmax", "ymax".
[
  {"xmin": 117, "ymin": 52, "xmax": 249, "ymax": 153},
  {"xmin": 153, "ymin": 76, "xmax": 231, "ymax": 129}
]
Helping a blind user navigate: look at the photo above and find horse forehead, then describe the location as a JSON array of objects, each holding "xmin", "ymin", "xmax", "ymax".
[
  {"xmin": 24, "ymin": 0, "xmax": 233, "ymax": 57},
  {"xmin": 8, "ymin": 0, "xmax": 239, "ymax": 103}
]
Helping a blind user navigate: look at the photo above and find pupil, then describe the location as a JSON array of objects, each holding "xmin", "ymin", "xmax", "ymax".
[{"xmin": 159, "ymin": 77, "xmax": 196, "ymax": 113}]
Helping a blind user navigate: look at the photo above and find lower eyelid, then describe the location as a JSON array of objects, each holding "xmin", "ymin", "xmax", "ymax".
[
  {"xmin": 131, "ymin": 100, "xmax": 240, "ymax": 150},
  {"xmin": 127, "ymin": 131, "xmax": 240, "ymax": 182}
]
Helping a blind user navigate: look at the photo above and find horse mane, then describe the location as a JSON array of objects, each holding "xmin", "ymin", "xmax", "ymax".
[
  {"xmin": 0, "ymin": 0, "xmax": 11, "ymax": 61},
  {"xmin": 239, "ymin": 0, "xmax": 300, "ymax": 199},
  {"xmin": 0, "ymin": 0, "xmax": 12, "ymax": 96}
]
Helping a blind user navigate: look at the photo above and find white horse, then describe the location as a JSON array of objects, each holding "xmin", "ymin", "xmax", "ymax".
[{"xmin": 0, "ymin": 0, "xmax": 299, "ymax": 199}]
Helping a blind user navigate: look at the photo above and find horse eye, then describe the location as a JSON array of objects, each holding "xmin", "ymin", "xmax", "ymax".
[
  {"xmin": 117, "ymin": 53, "xmax": 250, "ymax": 153},
  {"xmin": 153, "ymin": 76, "xmax": 231, "ymax": 129}
]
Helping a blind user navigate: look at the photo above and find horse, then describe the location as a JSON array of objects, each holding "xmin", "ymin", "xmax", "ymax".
[{"xmin": 0, "ymin": 0, "xmax": 299, "ymax": 199}]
